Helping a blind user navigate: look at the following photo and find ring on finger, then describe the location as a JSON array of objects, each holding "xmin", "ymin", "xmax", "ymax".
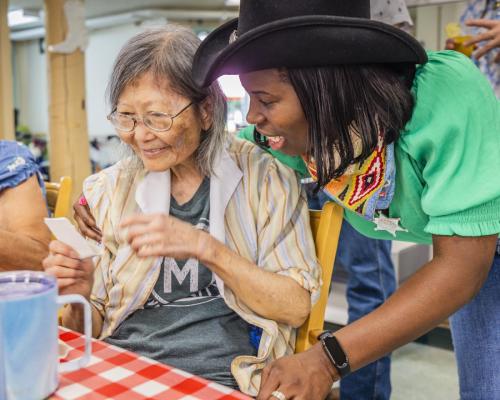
[{"xmin": 271, "ymin": 390, "xmax": 286, "ymax": 400}]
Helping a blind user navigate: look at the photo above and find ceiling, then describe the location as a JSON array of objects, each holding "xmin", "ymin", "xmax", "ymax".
[
  {"xmin": 7, "ymin": 0, "xmax": 465, "ymax": 35},
  {"xmin": 7, "ymin": 0, "xmax": 239, "ymax": 39},
  {"xmin": 8, "ymin": 0, "xmax": 236, "ymax": 19},
  {"xmin": 8, "ymin": 0, "xmax": 465, "ymax": 19}
]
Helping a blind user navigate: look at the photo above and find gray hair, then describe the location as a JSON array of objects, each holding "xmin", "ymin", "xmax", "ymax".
[{"xmin": 106, "ymin": 25, "xmax": 227, "ymax": 176}]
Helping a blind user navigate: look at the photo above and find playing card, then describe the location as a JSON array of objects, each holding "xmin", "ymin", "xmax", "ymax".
[{"xmin": 44, "ymin": 217, "xmax": 100, "ymax": 259}]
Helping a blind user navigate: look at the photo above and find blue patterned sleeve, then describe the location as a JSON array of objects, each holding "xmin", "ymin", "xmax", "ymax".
[{"xmin": 0, "ymin": 141, "xmax": 44, "ymax": 192}]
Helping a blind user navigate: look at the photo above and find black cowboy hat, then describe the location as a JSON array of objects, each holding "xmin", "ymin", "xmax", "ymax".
[{"xmin": 193, "ymin": 0, "xmax": 427, "ymax": 87}]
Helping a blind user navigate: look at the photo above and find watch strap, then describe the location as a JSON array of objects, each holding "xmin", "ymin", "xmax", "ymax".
[{"xmin": 318, "ymin": 331, "xmax": 351, "ymax": 378}]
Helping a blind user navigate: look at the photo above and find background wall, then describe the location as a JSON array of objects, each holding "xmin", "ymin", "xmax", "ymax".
[
  {"xmin": 13, "ymin": 38, "xmax": 48, "ymax": 134},
  {"xmin": 12, "ymin": 19, "xmax": 208, "ymax": 138},
  {"xmin": 84, "ymin": 22, "xmax": 143, "ymax": 138}
]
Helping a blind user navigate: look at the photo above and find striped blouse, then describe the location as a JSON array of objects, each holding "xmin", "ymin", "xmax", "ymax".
[{"xmin": 83, "ymin": 135, "xmax": 321, "ymax": 396}]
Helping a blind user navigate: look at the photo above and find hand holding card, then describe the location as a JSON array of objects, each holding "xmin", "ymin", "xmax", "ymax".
[{"xmin": 44, "ymin": 217, "xmax": 101, "ymax": 259}]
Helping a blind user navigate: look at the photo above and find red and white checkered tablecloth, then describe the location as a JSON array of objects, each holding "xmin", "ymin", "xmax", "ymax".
[{"xmin": 50, "ymin": 328, "xmax": 252, "ymax": 400}]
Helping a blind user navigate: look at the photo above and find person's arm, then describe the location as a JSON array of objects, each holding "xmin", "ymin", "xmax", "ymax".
[
  {"xmin": 465, "ymin": 19, "xmax": 500, "ymax": 61},
  {"xmin": 0, "ymin": 175, "xmax": 51, "ymax": 271},
  {"xmin": 121, "ymin": 213, "xmax": 311, "ymax": 328},
  {"xmin": 335, "ymin": 233, "xmax": 495, "ymax": 368},
  {"xmin": 257, "ymin": 233, "xmax": 497, "ymax": 399},
  {"xmin": 200, "ymin": 232, "xmax": 311, "ymax": 328}
]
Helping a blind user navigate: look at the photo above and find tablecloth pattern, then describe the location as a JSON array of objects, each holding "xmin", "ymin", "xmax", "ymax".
[{"xmin": 51, "ymin": 329, "xmax": 252, "ymax": 400}]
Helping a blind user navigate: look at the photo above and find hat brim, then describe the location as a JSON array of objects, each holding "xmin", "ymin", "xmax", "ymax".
[{"xmin": 193, "ymin": 15, "xmax": 427, "ymax": 87}]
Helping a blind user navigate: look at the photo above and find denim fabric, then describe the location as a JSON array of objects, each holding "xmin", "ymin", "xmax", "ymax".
[
  {"xmin": 0, "ymin": 141, "xmax": 45, "ymax": 199},
  {"xmin": 450, "ymin": 248, "xmax": 500, "ymax": 400},
  {"xmin": 305, "ymin": 186, "xmax": 396, "ymax": 400},
  {"xmin": 336, "ymin": 220, "xmax": 396, "ymax": 400}
]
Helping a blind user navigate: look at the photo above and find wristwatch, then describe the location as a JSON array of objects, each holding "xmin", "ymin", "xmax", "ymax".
[{"xmin": 318, "ymin": 331, "xmax": 351, "ymax": 378}]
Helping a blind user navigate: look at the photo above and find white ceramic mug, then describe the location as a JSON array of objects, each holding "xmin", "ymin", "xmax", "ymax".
[{"xmin": 0, "ymin": 271, "xmax": 92, "ymax": 400}]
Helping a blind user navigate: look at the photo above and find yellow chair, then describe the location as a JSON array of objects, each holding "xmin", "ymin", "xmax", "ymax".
[
  {"xmin": 45, "ymin": 176, "xmax": 73, "ymax": 218},
  {"xmin": 295, "ymin": 201, "xmax": 344, "ymax": 353}
]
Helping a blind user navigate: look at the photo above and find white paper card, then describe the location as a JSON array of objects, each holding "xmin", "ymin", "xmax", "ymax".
[{"xmin": 44, "ymin": 217, "xmax": 100, "ymax": 259}]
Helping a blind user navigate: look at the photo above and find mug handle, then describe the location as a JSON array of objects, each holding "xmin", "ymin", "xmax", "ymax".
[{"xmin": 56, "ymin": 294, "xmax": 92, "ymax": 373}]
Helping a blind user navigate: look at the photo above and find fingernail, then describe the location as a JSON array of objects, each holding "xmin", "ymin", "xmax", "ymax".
[{"xmin": 78, "ymin": 196, "xmax": 88, "ymax": 206}]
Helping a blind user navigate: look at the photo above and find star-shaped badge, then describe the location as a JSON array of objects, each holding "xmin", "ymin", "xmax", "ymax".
[{"xmin": 373, "ymin": 214, "xmax": 408, "ymax": 237}]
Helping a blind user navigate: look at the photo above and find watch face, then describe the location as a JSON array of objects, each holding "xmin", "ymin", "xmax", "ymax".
[
  {"xmin": 324, "ymin": 335, "xmax": 348, "ymax": 365},
  {"xmin": 319, "ymin": 332, "xmax": 351, "ymax": 377}
]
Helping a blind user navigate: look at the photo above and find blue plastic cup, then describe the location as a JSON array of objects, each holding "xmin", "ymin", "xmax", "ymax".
[{"xmin": 0, "ymin": 271, "xmax": 92, "ymax": 400}]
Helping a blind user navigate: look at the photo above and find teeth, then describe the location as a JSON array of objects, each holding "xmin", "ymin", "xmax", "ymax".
[
  {"xmin": 144, "ymin": 148, "xmax": 165, "ymax": 153},
  {"xmin": 268, "ymin": 136, "xmax": 283, "ymax": 143}
]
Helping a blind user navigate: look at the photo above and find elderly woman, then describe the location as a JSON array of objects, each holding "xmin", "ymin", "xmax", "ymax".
[
  {"xmin": 43, "ymin": 25, "xmax": 320, "ymax": 394},
  {"xmin": 0, "ymin": 140, "xmax": 50, "ymax": 271}
]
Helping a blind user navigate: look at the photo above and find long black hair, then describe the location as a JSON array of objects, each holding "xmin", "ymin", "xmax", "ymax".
[{"xmin": 256, "ymin": 63, "xmax": 415, "ymax": 188}]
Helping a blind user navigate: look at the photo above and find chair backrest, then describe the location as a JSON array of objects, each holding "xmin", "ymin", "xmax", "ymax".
[
  {"xmin": 295, "ymin": 201, "xmax": 343, "ymax": 353},
  {"xmin": 45, "ymin": 176, "xmax": 72, "ymax": 218}
]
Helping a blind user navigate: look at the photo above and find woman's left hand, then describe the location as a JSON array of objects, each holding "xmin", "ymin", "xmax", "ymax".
[
  {"xmin": 257, "ymin": 343, "xmax": 338, "ymax": 400},
  {"xmin": 120, "ymin": 213, "xmax": 207, "ymax": 259}
]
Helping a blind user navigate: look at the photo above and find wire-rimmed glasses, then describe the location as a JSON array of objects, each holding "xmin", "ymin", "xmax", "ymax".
[{"xmin": 107, "ymin": 102, "xmax": 194, "ymax": 133}]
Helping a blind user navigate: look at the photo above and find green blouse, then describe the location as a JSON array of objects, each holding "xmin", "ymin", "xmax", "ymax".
[{"xmin": 238, "ymin": 51, "xmax": 500, "ymax": 244}]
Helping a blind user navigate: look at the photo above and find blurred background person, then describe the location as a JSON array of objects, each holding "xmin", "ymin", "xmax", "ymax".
[
  {"xmin": 371, "ymin": 0, "xmax": 414, "ymax": 32},
  {"xmin": 446, "ymin": 0, "xmax": 500, "ymax": 96}
]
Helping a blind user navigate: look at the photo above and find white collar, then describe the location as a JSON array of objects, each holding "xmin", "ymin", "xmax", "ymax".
[{"xmin": 134, "ymin": 147, "xmax": 242, "ymax": 225}]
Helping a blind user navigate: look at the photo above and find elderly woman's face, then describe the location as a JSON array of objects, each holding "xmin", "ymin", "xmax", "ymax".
[
  {"xmin": 115, "ymin": 73, "xmax": 211, "ymax": 172},
  {"xmin": 240, "ymin": 69, "xmax": 308, "ymax": 156}
]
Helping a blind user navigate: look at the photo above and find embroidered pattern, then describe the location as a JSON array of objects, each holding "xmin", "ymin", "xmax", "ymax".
[
  {"xmin": 304, "ymin": 135, "xmax": 395, "ymax": 220},
  {"xmin": 345, "ymin": 146, "xmax": 385, "ymax": 208}
]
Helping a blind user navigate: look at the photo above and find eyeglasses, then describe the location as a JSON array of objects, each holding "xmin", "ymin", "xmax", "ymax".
[{"xmin": 107, "ymin": 102, "xmax": 194, "ymax": 133}]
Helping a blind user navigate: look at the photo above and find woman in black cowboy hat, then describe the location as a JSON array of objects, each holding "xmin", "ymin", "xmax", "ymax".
[{"xmin": 193, "ymin": 1, "xmax": 500, "ymax": 399}]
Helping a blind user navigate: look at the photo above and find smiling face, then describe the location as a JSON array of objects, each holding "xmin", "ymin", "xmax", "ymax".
[
  {"xmin": 239, "ymin": 69, "xmax": 309, "ymax": 156},
  {"xmin": 115, "ymin": 72, "xmax": 212, "ymax": 172}
]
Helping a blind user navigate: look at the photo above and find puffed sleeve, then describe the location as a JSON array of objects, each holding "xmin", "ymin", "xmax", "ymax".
[{"xmin": 400, "ymin": 51, "xmax": 500, "ymax": 236}]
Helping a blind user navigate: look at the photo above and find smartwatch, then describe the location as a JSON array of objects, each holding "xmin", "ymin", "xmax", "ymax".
[{"xmin": 318, "ymin": 331, "xmax": 351, "ymax": 378}]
